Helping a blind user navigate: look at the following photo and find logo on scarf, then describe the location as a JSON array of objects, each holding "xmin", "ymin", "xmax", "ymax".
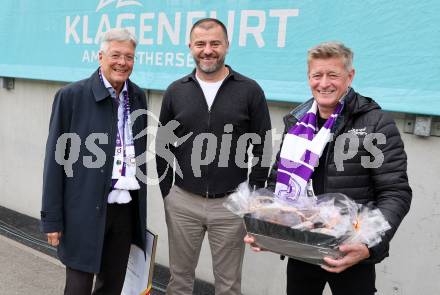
[{"xmin": 276, "ymin": 178, "xmax": 302, "ymax": 202}]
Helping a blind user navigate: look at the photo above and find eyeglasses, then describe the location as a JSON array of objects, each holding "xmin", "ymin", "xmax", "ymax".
[{"xmin": 107, "ymin": 53, "xmax": 135, "ymax": 62}]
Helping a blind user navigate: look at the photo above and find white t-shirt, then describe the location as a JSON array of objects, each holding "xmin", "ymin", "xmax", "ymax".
[{"xmin": 196, "ymin": 75, "xmax": 225, "ymax": 110}]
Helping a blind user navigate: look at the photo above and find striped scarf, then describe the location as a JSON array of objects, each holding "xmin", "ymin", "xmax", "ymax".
[{"xmin": 274, "ymin": 100, "xmax": 344, "ymax": 203}]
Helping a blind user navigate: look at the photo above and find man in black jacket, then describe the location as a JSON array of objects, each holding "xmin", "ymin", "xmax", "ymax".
[
  {"xmin": 156, "ymin": 18, "xmax": 271, "ymax": 295},
  {"xmin": 245, "ymin": 42, "xmax": 411, "ymax": 295},
  {"xmin": 41, "ymin": 28, "xmax": 148, "ymax": 295}
]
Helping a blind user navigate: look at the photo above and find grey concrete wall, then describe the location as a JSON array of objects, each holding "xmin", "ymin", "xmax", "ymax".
[
  {"xmin": 0, "ymin": 78, "xmax": 439, "ymax": 294},
  {"xmin": 0, "ymin": 79, "xmax": 64, "ymax": 217}
]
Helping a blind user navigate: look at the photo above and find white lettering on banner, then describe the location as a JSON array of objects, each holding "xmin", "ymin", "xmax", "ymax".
[
  {"xmin": 83, "ymin": 16, "xmax": 93, "ymax": 44},
  {"xmin": 82, "ymin": 50, "xmax": 99, "ymax": 63},
  {"xmin": 135, "ymin": 51, "xmax": 194, "ymax": 67},
  {"xmin": 185, "ymin": 11, "xmax": 207, "ymax": 44},
  {"xmin": 139, "ymin": 13, "xmax": 154, "ymax": 45},
  {"xmin": 95, "ymin": 14, "xmax": 111, "ymax": 44},
  {"xmin": 240, "ymin": 10, "xmax": 266, "ymax": 48},
  {"xmin": 81, "ymin": 49, "xmax": 194, "ymax": 67},
  {"xmin": 116, "ymin": 13, "xmax": 136, "ymax": 35},
  {"xmin": 66, "ymin": 15, "xmax": 80, "ymax": 44},
  {"xmin": 158, "ymin": 12, "xmax": 181, "ymax": 45},
  {"xmin": 226, "ymin": 11, "xmax": 236, "ymax": 44},
  {"xmin": 96, "ymin": 0, "xmax": 143, "ymax": 12},
  {"xmin": 207, "ymin": 10, "xmax": 236, "ymax": 43},
  {"xmin": 65, "ymin": 9, "xmax": 299, "ymax": 48},
  {"xmin": 270, "ymin": 9, "xmax": 299, "ymax": 48}
]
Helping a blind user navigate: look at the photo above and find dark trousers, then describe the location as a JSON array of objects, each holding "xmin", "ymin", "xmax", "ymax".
[
  {"xmin": 287, "ymin": 259, "xmax": 377, "ymax": 295},
  {"xmin": 64, "ymin": 202, "xmax": 134, "ymax": 295}
]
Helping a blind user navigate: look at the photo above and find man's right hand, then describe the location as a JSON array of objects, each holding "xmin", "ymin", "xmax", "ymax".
[
  {"xmin": 244, "ymin": 234, "xmax": 266, "ymax": 252},
  {"xmin": 47, "ymin": 232, "xmax": 62, "ymax": 247}
]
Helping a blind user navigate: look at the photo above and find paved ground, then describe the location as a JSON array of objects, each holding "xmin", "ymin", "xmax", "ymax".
[
  {"xmin": 0, "ymin": 235, "xmax": 168, "ymax": 295},
  {"xmin": 0, "ymin": 205, "xmax": 207, "ymax": 295},
  {"xmin": 0, "ymin": 235, "xmax": 65, "ymax": 294}
]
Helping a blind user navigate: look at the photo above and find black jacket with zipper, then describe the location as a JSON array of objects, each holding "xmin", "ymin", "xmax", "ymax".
[
  {"xmin": 156, "ymin": 66, "xmax": 272, "ymax": 197},
  {"xmin": 267, "ymin": 88, "xmax": 412, "ymax": 263}
]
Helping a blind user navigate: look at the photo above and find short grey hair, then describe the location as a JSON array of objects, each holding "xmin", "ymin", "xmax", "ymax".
[
  {"xmin": 307, "ymin": 41, "xmax": 354, "ymax": 72},
  {"xmin": 99, "ymin": 28, "xmax": 137, "ymax": 52}
]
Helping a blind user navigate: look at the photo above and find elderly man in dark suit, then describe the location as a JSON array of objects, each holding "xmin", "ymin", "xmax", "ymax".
[{"xmin": 40, "ymin": 28, "xmax": 148, "ymax": 295}]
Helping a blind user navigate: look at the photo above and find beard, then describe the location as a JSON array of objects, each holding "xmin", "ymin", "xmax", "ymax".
[{"xmin": 194, "ymin": 55, "xmax": 226, "ymax": 74}]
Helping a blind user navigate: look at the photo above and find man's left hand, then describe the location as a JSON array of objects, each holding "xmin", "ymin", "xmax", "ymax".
[{"xmin": 321, "ymin": 243, "xmax": 370, "ymax": 273}]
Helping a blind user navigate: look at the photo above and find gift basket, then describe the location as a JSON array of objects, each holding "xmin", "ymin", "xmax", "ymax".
[{"xmin": 224, "ymin": 183, "xmax": 391, "ymax": 265}]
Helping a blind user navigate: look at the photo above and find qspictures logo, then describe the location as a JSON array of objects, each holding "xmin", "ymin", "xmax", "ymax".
[
  {"xmin": 54, "ymin": 108, "xmax": 386, "ymax": 186},
  {"xmin": 54, "ymin": 109, "xmax": 192, "ymax": 186}
]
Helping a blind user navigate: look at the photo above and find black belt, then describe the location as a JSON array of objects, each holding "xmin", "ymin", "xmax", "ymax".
[{"xmin": 202, "ymin": 191, "xmax": 233, "ymax": 199}]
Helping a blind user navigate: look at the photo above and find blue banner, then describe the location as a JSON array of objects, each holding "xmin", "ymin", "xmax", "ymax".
[{"xmin": 1, "ymin": 1, "xmax": 439, "ymax": 115}]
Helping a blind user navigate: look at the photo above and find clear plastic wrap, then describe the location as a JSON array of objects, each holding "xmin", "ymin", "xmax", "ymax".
[{"xmin": 224, "ymin": 182, "xmax": 391, "ymax": 265}]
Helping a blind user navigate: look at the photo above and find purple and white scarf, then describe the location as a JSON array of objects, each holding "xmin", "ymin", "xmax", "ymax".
[
  {"xmin": 99, "ymin": 70, "xmax": 140, "ymax": 204},
  {"xmin": 274, "ymin": 100, "xmax": 344, "ymax": 203}
]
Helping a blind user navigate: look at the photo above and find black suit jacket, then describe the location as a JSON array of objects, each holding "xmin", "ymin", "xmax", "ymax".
[{"xmin": 41, "ymin": 69, "xmax": 148, "ymax": 273}]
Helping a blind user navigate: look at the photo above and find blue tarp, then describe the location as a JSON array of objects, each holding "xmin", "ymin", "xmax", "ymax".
[{"xmin": 1, "ymin": 0, "xmax": 439, "ymax": 115}]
